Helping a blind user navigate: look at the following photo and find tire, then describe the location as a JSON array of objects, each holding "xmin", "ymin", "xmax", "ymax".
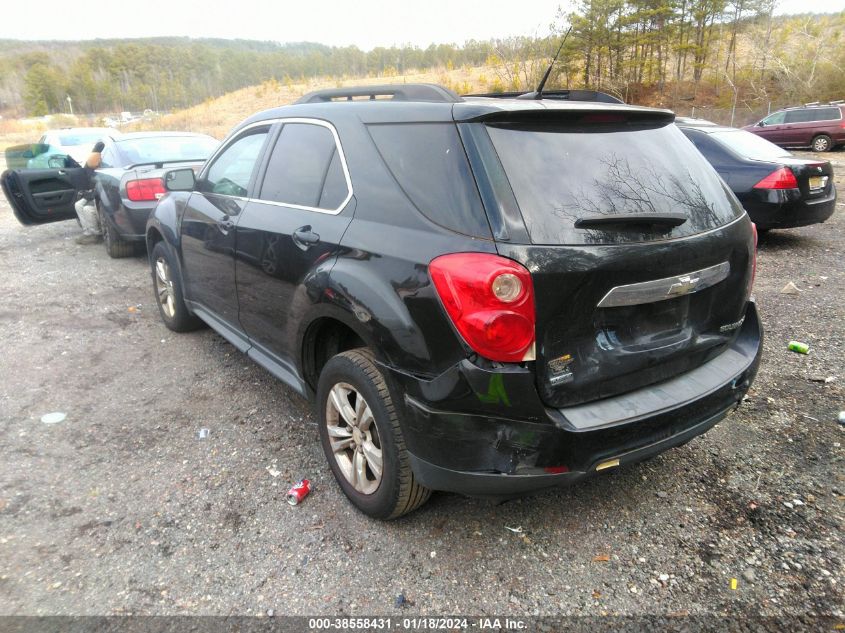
[
  {"xmin": 811, "ymin": 134, "xmax": 832, "ymax": 152},
  {"xmin": 150, "ymin": 241, "xmax": 204, "ymax": 332},
  {"xmin": 99, "ymin": 205, "xmax": 135, "ymax": 258},
  {"xmin": 316, "ymin": 348, "xmax": 431, "ymax": 519}
]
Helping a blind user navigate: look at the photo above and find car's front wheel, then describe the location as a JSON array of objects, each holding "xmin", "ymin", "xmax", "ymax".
[
  {"xmin": 317, "ymin": 348, "xmax": 431, "ymax": 519},
  {"xmin": 811, "ymin": 134, "xmax": 832, "ymax": 152},
  {"xmin": 150, "ymin": 241, "xmax": 204, "ymax": 332}
]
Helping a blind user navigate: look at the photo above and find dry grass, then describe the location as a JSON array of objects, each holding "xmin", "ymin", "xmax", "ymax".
[
  {"xmin": 0, "ymin": 65, "xmax": 495, "ymax": 155},
  {"xmin": 124, "ymin": 65, "xmax": 495, "ymax": 139}
]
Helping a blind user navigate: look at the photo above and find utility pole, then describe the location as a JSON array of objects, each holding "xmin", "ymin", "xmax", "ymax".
[{"xmin": 66, "ymin": 95, "xmax": 73, "ymax": 116}]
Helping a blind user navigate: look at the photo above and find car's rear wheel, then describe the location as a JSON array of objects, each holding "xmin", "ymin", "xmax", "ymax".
[
  {"xmin": 811, "ymin": 134, "xmax": 832, "ymax": 152},
  {"xmin": 150, "ymin": 241, "xmax": 203, "ymax": 332},
  {"xmin": 100, "ymin": 206, "xmax": 135, "ymax": 258},
  {"xmin": 316, "ymin": 348, "xmax": 431, "ymax": 519}
]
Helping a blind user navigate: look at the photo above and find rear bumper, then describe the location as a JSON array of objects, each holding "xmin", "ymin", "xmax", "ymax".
[
  {"xmin": 107, "ymin": 201, "xmax": 154, "ymax": 241},
  {"xmin": 744, "ymin": 187, "xmax": 836, "ymax": 229},
  {"xmin": 388, "ymin": 301, "xmax": 763, "ymax": 497}
]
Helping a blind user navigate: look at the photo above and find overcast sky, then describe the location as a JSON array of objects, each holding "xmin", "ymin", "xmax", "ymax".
[{"xmin": 1, "ymin": 0, "xmax": 842, "ymax": 50}]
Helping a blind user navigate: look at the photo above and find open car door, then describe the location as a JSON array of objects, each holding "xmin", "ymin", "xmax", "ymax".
[{"xmin": 1, "ymin": 168, "xmax": 89, "ymax": 225}]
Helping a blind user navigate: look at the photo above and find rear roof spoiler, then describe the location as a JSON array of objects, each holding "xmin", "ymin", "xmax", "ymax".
[{"xmin": 463, "ymin": 89, "xmax": 624, "ymax": 104}]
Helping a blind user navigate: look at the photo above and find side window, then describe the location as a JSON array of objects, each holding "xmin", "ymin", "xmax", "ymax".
[
  {"xmin": 100, "ymin": 146, "xmax": 117, "ymax": 168},
  {"xmin": 205, "ymin": 128, "xmax": 269, "ymax": 197},
  {"xmin": 259, "ymin": 122, "xmax": 349, "ymax": 210},
  {"xmin": 785, "ymin": 109, "xmax": 812, "ymax": 123},
  {"xmin": 812, "ymin": 107, "xmax": 841, "ymax": 122},
  {"xmin": 762, "ymin": 111, "xmax": 785, "ymax": 125},
  {"xmin": 367, "ymin": 123, "xmax": 490, "ymax": 237},
  {"xmin": 684, "ymin": 130, "xmax": 729, "ymax": 164}
]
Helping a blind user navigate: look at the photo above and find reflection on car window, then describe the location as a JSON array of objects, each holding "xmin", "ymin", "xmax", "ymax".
[
  {"xmin": 259, "ymin": 123, "xmax": 348, "ymax": 210},
  {"xmin": 487, "ymin": 122, "xmax": 743, "ymax": 245},
  {"xmin": 205, "ymin": 130, "xmax": 269, "ymax": 197}
]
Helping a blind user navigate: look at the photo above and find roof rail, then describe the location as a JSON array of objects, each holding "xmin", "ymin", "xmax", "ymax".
[
  {"xmin": 463, "ymin": 89, "xmax": 624, "ymax": 104},
  {"xmin": 804, "ymin": 101, "xmax": 820, "ymax": 106},
  {"xmin": 829, "ymin": 99, "xmax": 843, "ymax": 105},
  {"xmin": 296, "ymin": 83, "xmax": 461, "ymax": 104}
]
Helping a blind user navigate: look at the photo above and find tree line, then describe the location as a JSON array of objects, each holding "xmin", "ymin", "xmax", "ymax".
[{"xmin": 0, "ymin": 6, "xmax": 842, "ymax": 121}]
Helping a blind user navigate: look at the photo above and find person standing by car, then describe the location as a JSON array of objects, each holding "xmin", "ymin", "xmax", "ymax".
[{"xmin": 74, "ymin": 141, "xmax": 105, "ymax": 245}]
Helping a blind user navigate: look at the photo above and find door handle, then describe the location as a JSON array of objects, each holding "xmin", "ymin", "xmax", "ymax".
[{"xmin": 292, "ymin": 226, "xmax": 320, "ymax": 249}]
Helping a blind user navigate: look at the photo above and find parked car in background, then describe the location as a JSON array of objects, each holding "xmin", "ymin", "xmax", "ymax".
[
  {"xmin": 144, "ymin": 84, "xmax": 761, "ymax": 519},
  {"xmin": 37, "ymin": 127, "xmax": 118, "ymax": 165},
  {"xmin": 743, "ymin": 101, "xmax": 845, "ymax": 152},
  {"xmin": 678, "ymin": 118, "xmax": 837, "ymax": 231},
  {"xmin": 1, "ymin": 131, "xmax": 218, "ymax": 257}
]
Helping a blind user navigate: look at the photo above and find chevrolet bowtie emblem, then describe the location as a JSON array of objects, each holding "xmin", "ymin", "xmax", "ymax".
[{"xmin": 667, "ymin": 275, "xmax": 700, "ymax": 297}]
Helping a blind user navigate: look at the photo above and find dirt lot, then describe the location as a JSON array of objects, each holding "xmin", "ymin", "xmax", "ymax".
[{"xmin": 0, "ymin": 152, "xmax": 843, "ymax": 621}]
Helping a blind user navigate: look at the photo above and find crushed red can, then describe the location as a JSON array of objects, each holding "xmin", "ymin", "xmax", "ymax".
[{"xmin": 286, "ymin": 479, "xmax": 311, "ymax": 506}]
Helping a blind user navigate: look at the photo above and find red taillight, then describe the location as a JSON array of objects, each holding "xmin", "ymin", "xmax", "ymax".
[
  {"xmin": 126, "ymin": 178, "xmax": 166, "ymax": 202},
  {"xmin": 753, "ymin": 167, "xmax": 798, "ymax": 190},
  {"xmin": 429, "ymin": 253, "xmax": 535, "ymax": 363}
]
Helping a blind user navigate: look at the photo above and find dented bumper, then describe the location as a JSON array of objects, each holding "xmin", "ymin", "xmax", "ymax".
[{"xmin": 386, "ymin": 301, "xmax": 762, "ymax": 497}]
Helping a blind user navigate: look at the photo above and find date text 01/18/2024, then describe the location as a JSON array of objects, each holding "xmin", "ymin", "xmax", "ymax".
[{"xmin": 307, "ymin": 617, "xmax": 528, "ymax": 630}]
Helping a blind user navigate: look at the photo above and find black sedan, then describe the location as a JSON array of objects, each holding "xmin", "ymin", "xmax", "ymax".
[
  {"xmin": 1, "ymin": 131, "xmax": 218, "ymax": 257},
  {"xmin": 677, "ymin": 118, "xmax": 837, "ymax": 231}
]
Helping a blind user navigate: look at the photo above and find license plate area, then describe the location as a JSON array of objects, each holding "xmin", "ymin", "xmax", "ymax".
[{"xmin": 808, "ymin": 175, "xmax": 828, "ymax": 192}]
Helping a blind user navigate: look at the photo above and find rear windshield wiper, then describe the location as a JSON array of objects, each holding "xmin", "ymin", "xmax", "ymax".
[{"xmin": 574, "ymin": 212, "xmax": 688, "ymax": 230}]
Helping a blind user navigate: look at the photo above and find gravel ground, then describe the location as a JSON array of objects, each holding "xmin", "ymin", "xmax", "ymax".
[{"xmin": 0, "ymin": 152, "xmax": 843, "ymax": 620}]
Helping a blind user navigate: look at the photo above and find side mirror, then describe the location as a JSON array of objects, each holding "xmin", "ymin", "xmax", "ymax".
[
  {"xmin": 47, "ymin": 155, "xmax": 69, "ymax": 169},
  {"xmin": 164, "ymin": 168, "xmax": 196, "ymax": 192},
  {"xmin": 757, "ymin": 121, "xmax": 765, "ymax": 127}
]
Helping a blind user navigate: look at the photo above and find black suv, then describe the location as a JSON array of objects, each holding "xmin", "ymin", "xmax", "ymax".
[{"xmin": 147, "ymin": 84, "xmax": 762, "ymax": 519}]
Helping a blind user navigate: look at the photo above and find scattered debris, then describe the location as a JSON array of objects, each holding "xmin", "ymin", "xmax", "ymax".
[
  {"xmin": 792, "ymin": 499, "xmax": 804, "ymax": 506},
  {"xmin": 505, "ymin": 526, "xmax": 524, "ymax": 534},
  {"xmin": 838, "ymin": 411, "xmax": 845, "ymax": 425},
  {"xmin": 429, "ymin": 551, "xmax": 436, "ymax": 559},
  {"xmin": 197, "ymin": 428, "xmax": 210, "ymax": 439},
  {"xmin": 266, "ymin": 609, "xmax": 274, "ymax": 617},
  {"xmin": 266, "ymin": 466, "xmax": 281, "ymax": 478},
  {"xmin": 593, "ymin": 554, "xmax": 610, "ymax": 562},
  {"xmin": 658, "ymin": 573, "xmax": 670, "ymax": 583},
  {"xmin": 730, "ymin": 578, "xmax": 738, "ymax": 590},
  {"xmin": 395, "ymin": 593, "xmax": 408, "ymax": 608},
  {"xmin": 783, "ymin": 501, "xmax": 795, "ymax": 509},
  {"xmin": 656, "ymin": 490, "xmax": 668, "ymax": 498},
  {"xmin": 787, "ymin": 341, "xmax": 810, "ymax": 354},
  {"xmin": 809, "ymin": 375, "xmax": 836, "ymax": 383},
  {"xmin": 742, "ymin": 569, "xmax": 756, "ymax": 583},
  {"xmin": 286, "ymin": 479, "xmax": 311, "ymax": 505},
  {"xmin": 40, "ymin": 412, "xmax": 66, "ymax": 425},
  {"xmin": 780, "ymin": 281, "xmax": 801, "ymax": 295}
]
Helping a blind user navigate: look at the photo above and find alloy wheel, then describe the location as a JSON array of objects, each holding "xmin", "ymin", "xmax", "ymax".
[
  {"xmin": 325, "ymin": 382, "xmax": 383, "ymax": 495},
  {"xmin": 155, "ymin": 257, "xmax": 176, "ymax": 319}
]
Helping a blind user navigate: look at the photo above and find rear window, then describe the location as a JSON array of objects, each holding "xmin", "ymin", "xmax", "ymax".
[
  {"xmin": 709, "ymin": 129, "xmax": 792, "ymax": 161},
  {"xmin": 486, "ymin": 122, "xmax": 744, "ymax": 245},
  {"xmin": 368, "ymin": 123, "xmax": 490, "ymax": 237},
  {"xmin": 116, "ymin": 135, "xmax": 218, "ymax": 166},
  {"xmin": 58, "ymin": 131, "xmax": 106, "ymax": 146}
]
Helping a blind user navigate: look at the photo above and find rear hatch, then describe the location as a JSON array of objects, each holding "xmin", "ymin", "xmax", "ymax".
[{"xmin": 459, "ymin": 106, "xmax": 755, "ymax": 408}]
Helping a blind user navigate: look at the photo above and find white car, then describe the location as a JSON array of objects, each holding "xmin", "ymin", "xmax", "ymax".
[{"xmin": 37, "ymin": 127, "xmax": 118, "ymax": 165}]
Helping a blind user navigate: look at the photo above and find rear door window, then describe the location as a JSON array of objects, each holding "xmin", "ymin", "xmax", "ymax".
[
  {"xmin": 368, "ymin": 123, "xmax": 491, "ymax": 237},
  {"xmin": 258, "ymin": 122, "xmax": 349, "ymax": 211},
  {"xmin": 486, "ymin": 122, "xmax": 743, "ymax": 245}
]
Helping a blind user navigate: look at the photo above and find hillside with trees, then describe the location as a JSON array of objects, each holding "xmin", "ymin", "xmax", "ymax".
[{"xmin": 0, "ymin": 6, "xmax": 842, "ymax": 126}]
